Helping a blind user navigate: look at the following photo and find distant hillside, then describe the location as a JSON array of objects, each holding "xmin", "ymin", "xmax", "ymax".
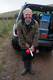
[
  {"xmin": 0, "ymin": 4, "xmax": 53, "ymax": 18},
  {"xmin": 48, "ymin": 4, "xmax": 53, "ymax": 6},
  {"xmin": 0, "ymin": 10, "xmax": 20, "ymax": 18}
]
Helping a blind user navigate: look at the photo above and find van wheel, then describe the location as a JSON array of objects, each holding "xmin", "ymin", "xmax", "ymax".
[
  {"xmin": 13, "ymin": 46, "xmax": 17, "ymax": 49},
  {"xmin": 12, "ymin": 40, "xmax": 20, "ymax": 50},
  {"xmin": 46, "ymin": 47, "xmax": 52, "ymax": 52}
]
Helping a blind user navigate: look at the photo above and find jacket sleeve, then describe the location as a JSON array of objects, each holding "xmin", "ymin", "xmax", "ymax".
[
  {"xmin": 32, "ymin": 21, "xmax": 39, "ymax": 48},
  {"xmin": 17, "ymin": 21, "xmax": 26, "ymax": 48}
]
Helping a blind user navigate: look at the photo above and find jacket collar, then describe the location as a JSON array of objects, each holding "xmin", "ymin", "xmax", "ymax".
[{"xmin": 21, "ymin": 18, "xmax": 35, "ymax": 28}]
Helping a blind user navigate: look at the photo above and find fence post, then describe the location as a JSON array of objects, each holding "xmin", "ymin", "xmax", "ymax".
[
  {"xmin": 7, "ymin": 17, "xmax": 9, "ymax": 26},
  {"xmin": 3, "ymin": 18, "xmax": 6, "ymax": 31}
]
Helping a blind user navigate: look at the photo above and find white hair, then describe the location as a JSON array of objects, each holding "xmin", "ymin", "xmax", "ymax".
[{"xmin": 23, "ymin": 8, "xmax": 32, "ymax": 15}]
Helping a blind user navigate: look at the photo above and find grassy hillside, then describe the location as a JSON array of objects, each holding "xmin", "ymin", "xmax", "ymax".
[
  {"xmin": 0, "ymin": 10, "xmax": 20, "ymax": 18},
  {"xmin": 48, "ymin": 4, "xmax": 53, "ymax": 6}
]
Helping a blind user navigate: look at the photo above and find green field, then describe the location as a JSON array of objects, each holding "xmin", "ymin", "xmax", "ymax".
[
  {"xmin": 0, "ymin": 19, "xmax": 16, "ymax": 44},
  {"xmin": 0, "ymin": 10, "xmax": 19, "ymax": 44},
  {"xmin": 0, "ymin": 19, "xmax": 15, "ymax": 30}
]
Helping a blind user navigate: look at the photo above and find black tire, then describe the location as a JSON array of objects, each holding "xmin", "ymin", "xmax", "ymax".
[
  {"xmin": 39, "ymin": 47, "xmax": 46, "ymax": 55},
  {"xmin": 46, "ymin": 47, "xmax": 52, "ymax": 52},
  {"xmin": 12, "ymin": 40, "xmax": 20, "ymax": 50},
  {"xmin": 13, "ymin": 46, "xmax": 18, "ymax": 49}
]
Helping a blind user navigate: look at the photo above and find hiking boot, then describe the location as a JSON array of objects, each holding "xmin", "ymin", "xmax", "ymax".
[
  {"xmin": 28, "ymin": 60, "xmax": 35, "ymax": 75},
  {"xmin": 21, "ymin": 60, "xmax": 28, "ymax": 75}
]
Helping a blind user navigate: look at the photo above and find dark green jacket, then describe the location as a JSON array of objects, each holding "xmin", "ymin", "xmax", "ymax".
[{"xmin": 17, "ymin": 19, "xmax": 39, "ymax": 49}]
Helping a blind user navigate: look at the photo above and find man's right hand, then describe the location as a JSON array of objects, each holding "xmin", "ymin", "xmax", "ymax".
[{"xmin": 25, "ymin": 43, "xmax": 30, "ymax": 49}]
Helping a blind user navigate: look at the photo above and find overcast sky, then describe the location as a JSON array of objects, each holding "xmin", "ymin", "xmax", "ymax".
[{"xmin": 0, "ymin": 0, "xmax": 53, "ymax": 14}]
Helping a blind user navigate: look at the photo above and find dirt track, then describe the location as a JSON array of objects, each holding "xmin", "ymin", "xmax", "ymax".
[{"xmin": 0, "ymin": 32, "xmax": 53, "ymax": 80}]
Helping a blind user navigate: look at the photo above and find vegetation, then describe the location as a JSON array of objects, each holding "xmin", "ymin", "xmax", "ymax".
[
  {"xmin": 0, "ymin": 64, "xmax": 7, "ymax": 72},
  {"xmin": 0, "ymin": 19, "xmax": 16, "ymax": 44},
  {"xmin": 0, "ymin": 9, "xmax": 19, "ymax": 45}
]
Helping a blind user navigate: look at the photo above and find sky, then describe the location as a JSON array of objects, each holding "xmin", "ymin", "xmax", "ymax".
[{"xmin": 0, "ymin": 0, "xmax": 53, "ymax": 14}]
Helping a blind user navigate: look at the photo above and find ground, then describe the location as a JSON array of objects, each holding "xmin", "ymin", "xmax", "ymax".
[{"xmin": 0, "ymin": 31, "xmax": 53, "ymax": 80}]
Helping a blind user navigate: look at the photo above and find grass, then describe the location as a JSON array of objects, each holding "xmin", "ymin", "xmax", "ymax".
[
  {"xmin": 0, "ymin": 19, "xmax": 15, "ymax": 31},
  {"xmin": 1, "ymin": 56, "xmax": 6, "ymax": 65},
  {"xmin": 0, "ymin": 19, "xmax": 16, "ymax": 44},
  {"xmin": 0, "ymin": 64, "xmax": 7, "ymax": 72}
]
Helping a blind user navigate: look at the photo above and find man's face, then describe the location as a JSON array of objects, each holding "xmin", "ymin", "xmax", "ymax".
[
  {"xmin": 24, "ymin": 14, "xmax": 31, "ymax": 24},
  {"xmin": 24, "ymin": 10, "xmax": 32, "ymax": 24}
]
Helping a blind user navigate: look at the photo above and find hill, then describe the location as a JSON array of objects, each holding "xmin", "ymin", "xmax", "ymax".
[
  {"xmin": 48, "ymin": 4, "xmax": 53, "ymax": 6},
  {"xmin": 0, "ymin": 10, "xmax": 20, "ymax": 18}
]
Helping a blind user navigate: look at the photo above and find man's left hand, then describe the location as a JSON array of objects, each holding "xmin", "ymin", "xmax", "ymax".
[{"xmin": 30, "ymin": 46, "xmax": 35, "ymax": 52}]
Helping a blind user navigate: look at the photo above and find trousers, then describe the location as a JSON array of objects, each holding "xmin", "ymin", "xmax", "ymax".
[{"xmin": 20, "ymin": 48, "xmax": 35, "ymax": 61}]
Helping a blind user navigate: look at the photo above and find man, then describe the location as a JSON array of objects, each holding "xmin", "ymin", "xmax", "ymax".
[{"xmin": 17, "ymin": 8, "xmax": 39, "ymax": 75}]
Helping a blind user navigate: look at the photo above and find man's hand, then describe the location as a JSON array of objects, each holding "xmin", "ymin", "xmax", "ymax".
[
  {"xmin": 25, "ymin": 43, "xmax": 30, "ymax": 48},
  {"xmin": 30, "ymin": 46, "xmax": 35, "ymax": 52}
]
